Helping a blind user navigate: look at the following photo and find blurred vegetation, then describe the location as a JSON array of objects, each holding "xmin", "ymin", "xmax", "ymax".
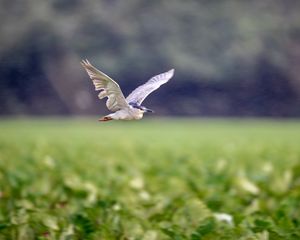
[
  {"xmin": 0, "ymin": 0, "xmax": 300, "ymax": 116},
  {"xmin": 0, "ymin": 119, "xmax": 300, "ymax": 239}
]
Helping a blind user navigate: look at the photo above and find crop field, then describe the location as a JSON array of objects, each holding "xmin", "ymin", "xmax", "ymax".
[{"xmin": 0, "ymin": 118, "xmax": 299, "ymax": 239}]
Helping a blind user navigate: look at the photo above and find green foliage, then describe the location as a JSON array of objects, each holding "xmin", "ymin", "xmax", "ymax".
[
  {"xmin": 0, "ymin": 118, "xmax": 300, "ymax": 239},
  {"xmin": 190, "ymin": 217, "xmax": 216, "ymax": 239}
]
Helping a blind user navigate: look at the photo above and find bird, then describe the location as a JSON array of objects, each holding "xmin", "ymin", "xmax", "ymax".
[{"xmin": 81, "ymin": 60, "xmax": 174, "ymax": 121}]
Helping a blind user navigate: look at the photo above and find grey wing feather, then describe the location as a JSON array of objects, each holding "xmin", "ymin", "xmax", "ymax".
[
  {"xmin": 81, "ymin": 60, "xmax": 129, "ymax": 112},
  {"xmin": 126, "ymin": 69, "xmax": 174, "ymax": 105}
]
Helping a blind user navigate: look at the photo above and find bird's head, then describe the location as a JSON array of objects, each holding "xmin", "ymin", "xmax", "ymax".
[{"xmin": 130, "ymin": 102, "xmax": 154, "ymax": 113}]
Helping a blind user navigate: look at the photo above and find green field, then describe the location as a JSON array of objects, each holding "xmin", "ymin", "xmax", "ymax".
[{"xmin": 0, "ymin": 119, "xmax": 300, "ymax": 239}]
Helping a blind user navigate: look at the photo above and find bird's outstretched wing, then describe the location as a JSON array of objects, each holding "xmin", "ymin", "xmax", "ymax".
[
  {"xmin": 126, "ymin": 69, "xmax": 174, "ymax": 105},
  {"xmin": 81, "ymin": 60, "xmax": 129, "ymax": 112}
]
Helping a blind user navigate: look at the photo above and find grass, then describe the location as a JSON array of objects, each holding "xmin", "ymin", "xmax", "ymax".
[{"xmin": 0, "ymin": 118, "xmax": 300, "ymax": 239}]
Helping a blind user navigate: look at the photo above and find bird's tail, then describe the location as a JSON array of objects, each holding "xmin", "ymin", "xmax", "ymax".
[{"xmin": 98, "ymin": 116, "xmax": 113, "ymax": 122}]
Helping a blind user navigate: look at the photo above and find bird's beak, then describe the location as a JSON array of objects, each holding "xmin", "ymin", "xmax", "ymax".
[{"xmin": 145, "ymin": 108, "xmax": 154, "ymax": 113}]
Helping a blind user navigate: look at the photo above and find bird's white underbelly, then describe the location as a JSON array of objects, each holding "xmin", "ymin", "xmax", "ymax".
[{"xmin": 112, "ymin": 108, "xmax": 143, "ymax": 120}]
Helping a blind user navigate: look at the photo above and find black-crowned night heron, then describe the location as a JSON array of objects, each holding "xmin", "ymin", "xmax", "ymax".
[{"xmin": 81, "ymin": 60, "xmax": 174, "ymax": 121}]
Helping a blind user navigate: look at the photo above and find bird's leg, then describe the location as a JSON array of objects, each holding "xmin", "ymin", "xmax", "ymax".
[{"xmin": 98, "ymin": 116, "xmax": 113, "ymax": 122}]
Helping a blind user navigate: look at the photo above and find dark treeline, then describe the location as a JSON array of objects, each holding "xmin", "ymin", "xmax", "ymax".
[{"xmin": 1, "ymin": 0, "xmax": 300, "ymax": 117}]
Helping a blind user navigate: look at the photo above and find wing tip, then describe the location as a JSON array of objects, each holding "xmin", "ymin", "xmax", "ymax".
[
  {"xmin": 81, "ymin": 59, "xmax": 91, "ymax": 67},
  {"xmin": 168, "ymin": 68, "xmax": 175, "ymax": 77},
  {"xmin": 81, "ymin": 59, "xmax": 87, "ymax": 67}
]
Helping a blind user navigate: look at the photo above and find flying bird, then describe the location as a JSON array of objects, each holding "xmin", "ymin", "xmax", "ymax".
[{"xmin": 81, "ymin": 60, "xmax": 174, "ymax": 121}]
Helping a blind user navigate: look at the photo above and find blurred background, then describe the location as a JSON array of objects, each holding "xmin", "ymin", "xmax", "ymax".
[{"xmin": 1, "ymin": 0, "xmax": 300, "ymax": 117}]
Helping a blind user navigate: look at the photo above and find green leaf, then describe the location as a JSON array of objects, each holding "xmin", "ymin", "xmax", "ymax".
[
  {"xmin": 0, "ymin": 222, "xmax": 10, "ymax": 230},
  {"xmin": 161, "ymin": 228, "xmax": 186, "ymax": 240},
  {"xmin": 190, "ymin": 217, "xmax": 216, "ymax": 239},
  {"xmin": 72, "ymin": 213, "xmax": 95, "ymax": 238},
  {"xmin": 43, "ymin": 216, "xmax": 59, "ymax": 231}
]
